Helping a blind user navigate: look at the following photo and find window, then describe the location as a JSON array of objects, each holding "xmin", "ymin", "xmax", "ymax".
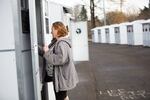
[
  {"xmin": 127, "ymin": 26, "xmax": 133, "ymax": 33},
  {"xmin": 21, "ymin": 0, "xmax": 30, "ymax": 34},
  {"xmin": 105, "ymin": 28, "xmax": 109, "ymax": 34},
  {"xmin": 45, "ymin": 18, "xmax": 49, "ymax": 34},
  {"xmin": 149, "ymin": 24, "xmax": 150, "ymax": 32},
  {"xmin": 45, "ymin": 0, "xmax": 49, "ymax": 16},
  {"xmin": 115, "ymin": 27, "xmax": 119, "ymax": 33},
  {"xmin": 98, "ymin": 29, "xmax": 101, "ymax": 34},
  {"xmin": 145, "ymin": 28, "xmax": 148, "ymax": 32}
]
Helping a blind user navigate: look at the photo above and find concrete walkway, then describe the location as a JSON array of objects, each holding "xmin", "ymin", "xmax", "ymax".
[{"xmin": 69, "ymin": 42, "xmax": 150, "ymax": 100}]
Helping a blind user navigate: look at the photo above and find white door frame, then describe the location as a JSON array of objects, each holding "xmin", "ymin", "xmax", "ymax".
[{"xmin": 29, "ymin": 0, "xmax": 41, "ymax": 100}]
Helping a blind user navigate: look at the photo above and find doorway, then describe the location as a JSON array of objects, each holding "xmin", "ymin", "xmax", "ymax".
[{"xmin": 20, "ymin": 0, "xmax": 47, "ymax": 100}]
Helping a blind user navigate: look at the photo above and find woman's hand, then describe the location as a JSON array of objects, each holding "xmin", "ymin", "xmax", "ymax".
[{"xmin": 43, "ymin": 45, "xmax": 49, "ymax": 53}]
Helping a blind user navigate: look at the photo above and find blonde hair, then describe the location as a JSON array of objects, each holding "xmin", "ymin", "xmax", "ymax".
[{"xmin": 52, "ymin": 21, "xmax": 68, "ymax": 37}]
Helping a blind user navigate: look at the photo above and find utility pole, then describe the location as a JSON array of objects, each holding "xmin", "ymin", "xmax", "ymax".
[
  {"xmin": 90, "ymin": 0, "xmax": 95, "ymax": 28},
  {"xmin": 120, "ymin": 0, "xmax": 123, "ymax": 12},
  {"xmin": 149, "ymin": 0, "xmax": 150, "ymax": 8},
  {"xmin": 103, "ymin": 0, "xmax": 106, "ymax": 25}
]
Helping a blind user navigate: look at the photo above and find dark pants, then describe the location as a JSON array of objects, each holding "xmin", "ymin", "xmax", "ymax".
[
  {"xmin": 55, "ymin": 91, "xmax": 67, "ymax": 100},
  {"xmin": 53, "ymin": 67, "xmax": 67, "ymax": 100}
]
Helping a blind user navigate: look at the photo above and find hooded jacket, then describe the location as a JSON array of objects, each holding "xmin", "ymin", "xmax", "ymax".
[{"xmin": 44, "ymin": 37, "xmax": 79, "ymax": 92}]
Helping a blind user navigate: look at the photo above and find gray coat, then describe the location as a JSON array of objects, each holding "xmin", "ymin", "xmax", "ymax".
[{"xmin": 44, "ymin": 37, "xmax": 79, "ymax": 92}]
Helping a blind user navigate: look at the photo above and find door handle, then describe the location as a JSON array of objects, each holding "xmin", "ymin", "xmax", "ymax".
[{"xmin": 32, "ymin": 44, "xmax": 38, "ymax": 54}]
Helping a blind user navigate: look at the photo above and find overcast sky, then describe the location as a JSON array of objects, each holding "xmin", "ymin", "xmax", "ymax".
[
  {"xmin": 51, "ymin": 0, "xmax": 149, "ymax": 9},
  {"xmin": 50, "ymin": 0, "xmax": 149, "ymax": 19},
  {"xmin": 105, "ymin": 0, "xmax": 149, "ymax": 12},
  {"xmin": 84, "ymin": 0, "xmax": 149, "ymax": 19},
  {"xmin": 122, "ymin": 0, "xmax": 149, "ymax": 9}
]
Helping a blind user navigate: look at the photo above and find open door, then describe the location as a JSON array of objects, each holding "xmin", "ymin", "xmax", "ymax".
[
  {"xmin": 28, "ymin": 0, "xmax": 42, "ymax": 100},
  {"xmin": 127, "ymin": 25, "xmax": 134, "ymax": 45},
  {"xmin": 40, "ymin": 0, "xmax": 56, "ymax": 100}
]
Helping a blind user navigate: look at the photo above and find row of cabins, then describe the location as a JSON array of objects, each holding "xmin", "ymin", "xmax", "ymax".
[
  {"xmin": 91, "ymin": 19, "xmax": 150, "ymax": 47},
  {"xmin": 0, "ymin": 0, "xmax": 88, "ymax": 100}
]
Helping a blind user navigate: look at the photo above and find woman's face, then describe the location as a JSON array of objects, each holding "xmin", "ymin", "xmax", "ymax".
[{"xmin": 51, "ymin": 27, "xmax": 58, "ymax": 38}]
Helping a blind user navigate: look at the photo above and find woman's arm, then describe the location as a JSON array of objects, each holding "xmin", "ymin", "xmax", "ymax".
[{"xmin": 44, "ymin": 41, "xmax": 69, "ymax": 66}]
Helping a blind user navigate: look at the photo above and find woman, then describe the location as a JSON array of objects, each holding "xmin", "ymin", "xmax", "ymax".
[{"xmin": 43, "ymin": 21, "xmax": 79, "ymax": 100}]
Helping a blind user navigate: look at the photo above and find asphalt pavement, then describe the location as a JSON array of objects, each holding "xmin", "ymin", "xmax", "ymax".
[{"xmin": 69, "ymin": 42, "xmax": 150, "ymax": 100}]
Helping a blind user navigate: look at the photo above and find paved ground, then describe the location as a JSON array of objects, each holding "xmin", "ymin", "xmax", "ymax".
[{"xmin": 69, "ymin": 42, "xmax": 150, "ymax": 100}]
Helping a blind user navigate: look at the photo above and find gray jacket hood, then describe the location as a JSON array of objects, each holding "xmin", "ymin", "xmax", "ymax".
[{"xmin": 57, "ymin": 37, "xmax": 71, "ymax": 48}]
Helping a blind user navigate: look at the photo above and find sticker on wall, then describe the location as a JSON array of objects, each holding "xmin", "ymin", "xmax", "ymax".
[{"xmin": 76, "ymin": 28, "xmax": 81, "ymax": 34}]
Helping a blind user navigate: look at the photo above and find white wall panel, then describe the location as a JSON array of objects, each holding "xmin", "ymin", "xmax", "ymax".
[
  {"xmin": 71, "ymin": 21, "xmax": 89, "ymax": 61},
  {"xmin": 0, "ymin": 0, "xmax": 15, "ymax": 50},
  {"xmin": 0, "ymin": 52, "xmax": 19, "ymax": 100}
]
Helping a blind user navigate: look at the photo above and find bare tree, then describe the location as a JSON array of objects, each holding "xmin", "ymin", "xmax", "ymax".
[
  {"xmin": 126, "ymin": 7, "xmax": 139, "ymax": 22},
  {"xmin": 86, "ymin": 0, "xmax": 126, "ymax": 27},
  {"xmin": 106, "ymin": 11, "xmax": 127, "ymax": 24}
]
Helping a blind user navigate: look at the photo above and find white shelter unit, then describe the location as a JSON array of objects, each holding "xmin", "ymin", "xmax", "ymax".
[
  {"xmin": 114, "ymin": 26, "xmax": 120, "ymax": 44},
  {"xmin": 105, "ymin": 27, "xmax": 110, "ymax": 43},
  {"xmin": 101, "ymin": 26, "xmax": 107, "ymax": 43},
  {"xmin": 45, "ymin": 1, "xmax": 73, "ymax": 44},
  {"xmin": 109, "ymin": 24, "xmax": 119, "ymax": 44},
  {"xmin": 71, "ymin": 21, "xmax": 89, "ymax": 61},
  {"xmin": 127, "ymin": 20, "xmax": 144, "ymax": 45},
  {"xmin": 44, "ymin": 1, "xmax": 64, "ymax": 44},
  {"xmin": 142, "ymin": 19, "xmax": 150, "ymax": 47},
  {"xmin": 97, "ymin": 28, "xmax": 102, "ymax": 43},
  {"xmin": 119, "ymin": 22, "xmax": 129, "ymax": 44},
  {"xmin": 91, "ymin": 27, "xmax": 100, "ymax": 43},
  {"xmin": 126, "ymin": 23, "xmax": 134, "ymax": 45}
]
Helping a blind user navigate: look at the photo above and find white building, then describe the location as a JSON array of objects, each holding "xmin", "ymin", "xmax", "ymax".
[
  {"xmin": 109, "ymin": 24, "xmax": 119, "ymax": 44},
  {"xmin": 119, "ymin": 22, "xmax": 129, "ymax": 44},
  {"xmin": 127, "ymin": 20, "xmax": 144, "ymax": 45},
  {"xmin": 105, "ymin": 26, "xmax": 110, "ymax": 43},
  {"xmin": 91, "ymin": 27, "xmax": 100, "ymax": 43},
  {"xmin": 114, "ymin": 26, "xmax": 120, "ymax": 44},
  {"xmin": 71, "ymin": 21, "xmax": 89, "ymax": 61},
  {"xmin": 142, "ymin": 19, "xmax": 150, "ymax": 47},
  {"xmin": 101, "ymin": 26, "xmax": 107, "ymax": 43}
]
